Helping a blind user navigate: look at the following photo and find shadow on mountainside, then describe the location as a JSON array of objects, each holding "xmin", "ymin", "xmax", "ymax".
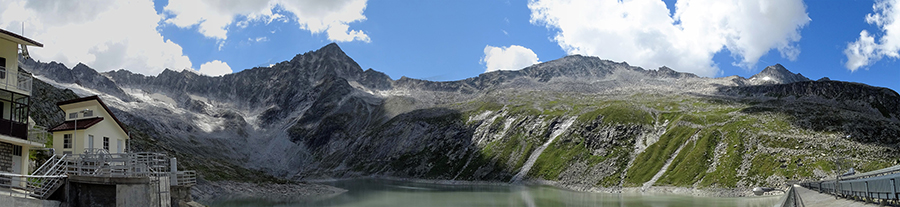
[
  {"xmin": 714, "ymin": 80, "xmax": 900, "ymax": 146},
  {"xmin": 290, "ymin": 106, "xmax": 519, "ymax": 182}
]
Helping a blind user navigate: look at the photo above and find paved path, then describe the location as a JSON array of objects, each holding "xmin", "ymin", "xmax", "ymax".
[{"xmin": 793, "ymin": 185, "xmax": 878, "ymax": 207}]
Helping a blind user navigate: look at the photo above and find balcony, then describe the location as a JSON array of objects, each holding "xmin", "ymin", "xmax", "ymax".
[
  {"xmin": 0, "ymin": 66, "xmax": 32, "ymax": 96},
  {"xmin": 0, "ymin": 119, "xmax": 26, "ymax": 139}
]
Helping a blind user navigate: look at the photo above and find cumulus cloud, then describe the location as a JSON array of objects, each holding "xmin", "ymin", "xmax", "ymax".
[
  {"xmin": 845, "ymin": 0, "xmax": 900, "ymax": 72},
  {"xmin": 0, "ymin": 0, "xmax": 192, "ymax": 75},
  {"xmin": 482, "ymin": 45, "xmax": 540, "ymax": 72},
  {"xmin": 198, "ymin": 60, "xmax": 233, "ymax": 76},
  {"xmin": 528, "ymin": 0, "xmax": 810, "ymax": 77},
  {"xmin": 163, "ymin": 0, "xmax": 369, "ymax": 42}
]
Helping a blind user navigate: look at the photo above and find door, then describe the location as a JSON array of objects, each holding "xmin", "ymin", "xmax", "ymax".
[
  {"xmin": 11, "ymin": 155, "xmax": 21, "ymax": 187},
  {"xmin": 117, "ymin": 139, "xmax": 123, "ymax": 153}
]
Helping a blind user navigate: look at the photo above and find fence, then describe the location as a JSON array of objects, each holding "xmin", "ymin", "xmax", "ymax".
[
  {"xmin": 0, "ymin": 149, "xmax": 198, "ymax": 200},
  {"xmin": 800, "ymin": 165, "xmax": 900, "ymax": 206}
]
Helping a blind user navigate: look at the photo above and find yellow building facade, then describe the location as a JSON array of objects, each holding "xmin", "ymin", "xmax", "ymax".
[{"xmin": 50, "ymin": 96, "xmax": 129, "ymax": 155}]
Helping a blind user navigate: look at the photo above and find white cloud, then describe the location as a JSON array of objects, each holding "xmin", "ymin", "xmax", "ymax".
[
  {"xmin": 0, "ymin": 0, "xmax": 192, "ymax": 75},
  {"xmin": 198, "ymin": 60, "xmax": 233, "ymax": 76},
  {"xmin": 528, "ymin": 0, "xmax": 810, "ymax": 77},
  {"xmin": 251, "ymin": 37, "xmax": 269, "ymax": 42},
  {"xmin": 845, "ymin": 0, "xmax": 900, "ymax": 72},
  {"xmin": 163, "ymin": 0, "xmax": 369, "ymax": 42},
  {"xmin": 482, "ymin": 45, "xmax": 540, "ymax": 72}
]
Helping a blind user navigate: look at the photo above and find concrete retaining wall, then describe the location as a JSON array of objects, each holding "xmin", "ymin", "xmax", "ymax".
[
  {"xmin": 0, "ymin": 193, "xmax": 60, "ymax": 207},
  {"xmin": 67, "ymin": 175, "xmax": 171, "ymax": 207}
]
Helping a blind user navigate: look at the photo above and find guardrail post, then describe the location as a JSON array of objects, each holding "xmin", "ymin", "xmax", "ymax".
[
  {"xmin": 892, "ymin": 179, "xmax": 897, "ymax": 202},
  {"xmin": 864, "ymin": 181, "xmax": 869, "ymax": 202},
  {"xmin": 835, "ymin": 180, "xmax": 840, "ymax": 198}
]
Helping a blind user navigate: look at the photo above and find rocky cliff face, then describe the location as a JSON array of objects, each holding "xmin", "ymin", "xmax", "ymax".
[{"xmin": 20, "ymin": 43, "xmax": 900, "ymax": 193}]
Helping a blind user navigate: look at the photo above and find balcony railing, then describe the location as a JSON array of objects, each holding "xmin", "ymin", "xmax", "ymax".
[
  {"xmin": 17, "ymin": 72, "xmax": 31, "ymax": 94},
  {"xmin": 27, "ymin": 126, "xmax": 50, "ymax": 146},
  {"xmin": 0, "ymin": 119, "xmax": 27, "ymax": 139},
  {"xmin": 0, "ymin": 66, "xmax": 33, "ymax": 95}
]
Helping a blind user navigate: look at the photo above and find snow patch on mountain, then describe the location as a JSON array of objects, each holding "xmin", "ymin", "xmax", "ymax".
[{"xmin": 36, "ymin": 75, "xmax": 106, "ymax": 98}]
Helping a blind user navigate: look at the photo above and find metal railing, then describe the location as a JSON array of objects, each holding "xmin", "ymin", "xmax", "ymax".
[
  {"xmin": 17, "ymin": 72, "xmax": 31, "ymax": 93},
  {"xmin": 800, "ymin": 164, "xmax": 900, "ymax": 206},
  {"xmin": 174, "ymin": 171, "xmax": 196, "ymax": 186},
  {"xmin": 27, "ymin": 126, "xmax": 50, "ymax": 145},
  {"xmin": 25, "ymin": 154, "xmax": 68, "ymax": 199},
  {"xmin": 67, "ymin": 149, "xmax": 171, "ymax": 178},
  {"xmin": 7, "ymin": 150, "xmax": 198, "ymax": 200},
  {"xmin": 65, "ymin": 150, "xmax": 194, "ymax": 185},
  {"xmin": 0, "ymin": 66, "xmax": 33, "ymax": 95},
  {"xmin": 0, "ymin": 175, "xmax": 38, "ymax": 198}
]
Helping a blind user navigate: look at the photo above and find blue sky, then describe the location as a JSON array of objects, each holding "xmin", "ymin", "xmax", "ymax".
[{"xmin": 1, "ymin": 0, "xmax": 898, "ymax": 91}]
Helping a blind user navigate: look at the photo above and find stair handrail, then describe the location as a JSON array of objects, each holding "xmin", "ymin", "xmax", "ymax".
[
  {"xmin": 31, "ymin": 154, "xmax": 57, "ymax": 176},
  {"xmin": 26, "ymin": 154, "xmax": 69, "ymax": 199},
  {"xmin": 42, "ymin": 154, "xmax": 68, "ymax": 176}
]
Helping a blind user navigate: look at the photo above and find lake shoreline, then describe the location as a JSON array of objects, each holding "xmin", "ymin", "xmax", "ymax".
[
  {"xmin": 191, "ymin": 180, "xmax": 348, "ymax": 205},
  {"xmin": 307, "ymin": 175, "xmax": 787, "ymax": 198}
]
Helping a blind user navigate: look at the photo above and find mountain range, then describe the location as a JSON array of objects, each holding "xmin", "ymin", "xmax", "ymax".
[{"xmin": 19, "ymin": 43, "xmax": 900, "ymax": 195}]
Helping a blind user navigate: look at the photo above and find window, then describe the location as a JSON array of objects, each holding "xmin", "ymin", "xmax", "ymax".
[
  {"xmin": 12, "ymin": 145, "xmax": 21, "ymax": 156},
  {"xmin": 103, "ymin": 137, "xmax": 109, "ymax": 150},
  {"xmin": 117, "ymin": 140, "xmax": 123, "ymax": 153},
  {"xmin": 83, "ymin": 110, "xmax": 93, "ymax": 117},
  {"xmin": 69, "ymin": 113, "xmax": 77, "ymax": 119},
  {"xmin": 63, "ymin": 134, "xmax": 72, "ymax": 148},
  {"xmin": 0, "ymin": 57, "xmax": 6, "ymax": 79},
  {"xmin": 88, "ymin": 135, "xmax": 94, "ymax": 149}
]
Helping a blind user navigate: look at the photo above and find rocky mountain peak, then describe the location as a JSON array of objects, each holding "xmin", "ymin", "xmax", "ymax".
[
  {"xmin": 749, "ymin": 64, "xmax": 810, "ymax": 85},
  {"xmin": 290, "ymin": 42, "xmax": 351, "ymax": 63},
  {"xmin": 318, "ymin": 42, "xmax": 346, "ymax": 56},
  {"xmin": 73, "ymin": 62, "xmax": 91, "ymax": 71}
]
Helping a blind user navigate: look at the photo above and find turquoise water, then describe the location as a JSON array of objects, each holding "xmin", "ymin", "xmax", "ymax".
[{"xmin": 210, "ymin": 179, "xmax": 781, "ymax": 207}]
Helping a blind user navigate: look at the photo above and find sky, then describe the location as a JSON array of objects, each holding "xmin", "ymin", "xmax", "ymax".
[{"xmin": 0, "ymin": 0, "xmax": 898, "ymax": 91}]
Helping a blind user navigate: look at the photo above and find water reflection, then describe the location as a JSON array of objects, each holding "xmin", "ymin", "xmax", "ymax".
[{"xmin": 210, "ymin": 179, "xmax": 781, "ymax": 207}]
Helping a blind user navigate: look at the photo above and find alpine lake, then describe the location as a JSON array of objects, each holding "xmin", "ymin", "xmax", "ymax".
[{"xmin": 209, "ymin": 179, "xmax": 781, "ymax": 207}]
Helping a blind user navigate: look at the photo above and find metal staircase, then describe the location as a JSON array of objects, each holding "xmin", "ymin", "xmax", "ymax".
[{"xmin": 27, "ymin": 154, "xmax": 68, "ymax": 199}]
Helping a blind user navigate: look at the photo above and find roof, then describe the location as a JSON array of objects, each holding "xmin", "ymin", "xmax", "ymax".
[
  {"xmin": 49, "ymin": 117, "xmax": 104, "ymax": 132},
  {"xmin": 56, "ymin": 96, "xmax": 129, "ymax": 135},
  {"xmin": 0, "ymin": 28, "xmax": 43, "ymax": 47}
]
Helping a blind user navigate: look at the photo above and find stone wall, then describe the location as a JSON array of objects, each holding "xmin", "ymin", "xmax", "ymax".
[
  {"xmin": 0, "ymin": 141, "xmax": 13, "ymax": 173},
  {"xmin": 0, "ymin": 141, "xmax": 13, "ymax": 186},
  {"xmin": 170, "ymin": 185, "xmax": 193, "ymax": 207}
]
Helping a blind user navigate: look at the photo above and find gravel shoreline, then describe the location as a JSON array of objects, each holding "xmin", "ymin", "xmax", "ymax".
[
  {"xmin": 526, "ymin": 179, "xmax": 789, "ymax": 197},
  {"xmin": 313, "ymin": 175, "xmax": 787, "ymax": 197},
  {"xmin": 191, "ymin": 180, "xmax": 347, "ymax": 204},
  {"xmin": 365, "ymin": 175, "xmax": 788, "ymax": 197}
]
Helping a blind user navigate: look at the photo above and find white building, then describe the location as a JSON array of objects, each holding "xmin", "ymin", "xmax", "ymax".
[{"xmin": 50, "ymin": 96, "xmax": 129, "ymax": 155}]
